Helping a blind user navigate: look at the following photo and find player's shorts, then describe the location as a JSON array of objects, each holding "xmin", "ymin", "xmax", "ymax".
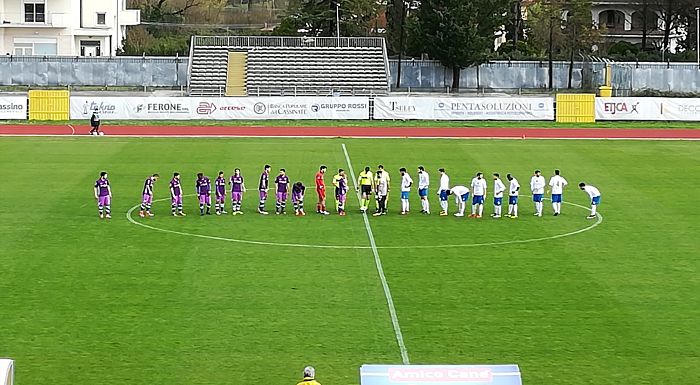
[
  {"xmin": 216, "ymin": 194, "xmax": 225, "ymax": 203},
  {"xmin": 199, "ymin": 194, "xmax": 211, "ymax": 205},
  {"xmin": 551, "ymin": 194, "xmax": 562, "ymax": 203},
  {"xmin": 418, "ymin": 188, "xmax": 428, "ymax": 197},
  {"xmin": 336, "ymin": 193, "xmax": 346, "ymax": 202},
  {"xmin": 171, "ymin": 195, "xmax": 182, "ymax": 205},
  {"xmin": 533, "ymin": 194, "xmax": 544, "ymax": 202},
  {"xmin": 142, "ymin": 194, "xmax": 152, "ymax": 204},
  {"xmin": 317, "ymin": 188, "xmax": 326, "ymax": 200},
  {"xmin": 592, "ymin": 196, "xmax": 601, "ymax": 205},
  {"xmin": 259, "ymin": 190, "xmax": 267, "ymax": 200},
  {"xmin": 98, "ymin": 195, "xmax": 111, "ymax": 206},
  {"xmin": 276, "ymin": 191, "xmax": 288, "ymax": 201},
  {"xmin": 292, "ymin": 193, "xmax": 304, "ymax": 203},
  {"xmin": 439, "ymin": 190, "xmax": 448, "ymax": 201},
  {"xmin": 361, "ymin": 185, "xmax": 372, "ymax": 195},
  {"xmin": 460, "ymin": 193, "xmax": 470, "ymax": 202},
  {"xmin": 509, "ymin": 196, "xmax": 518, "ymax": 205},
  {"xmin": 494, "ymin": 197, "xmax": 503, "ymax": 206},
  {"xmin": 231, "ymin": 192, "xmax": 243, "ymax": 202},
  {"xmin": 472, "ymin": 195, "xmax": 484, "ymax": 205},
  {"xmin": 401, "ymin": 191, "xmax": 410, "ymax": 199}
]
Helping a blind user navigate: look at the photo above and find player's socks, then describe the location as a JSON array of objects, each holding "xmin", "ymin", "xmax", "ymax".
[
  {"xmin": 514, "ymin": 204, "xmax": 518, "ymax": 217},
  {"xmin": 105, "ymin": 205, "xmax": 111, "ymax": 216},
  {"xmin": 478, "ymin": 205, "xmax": 483, "ymax": 216},
  {"xmin": 281, "ymin": 201, "xmax": 286, "ymax": 214},
  {"xmin": 590, "ymin": 205, "xmax": 597, "ymax": 216},
  {"xmin": 206, "ymin": 204, "xmax": 211, "ymax": 215},
  {"xmin": 172, "ymin": 204, "xmax": 177, "ymax": 215}
]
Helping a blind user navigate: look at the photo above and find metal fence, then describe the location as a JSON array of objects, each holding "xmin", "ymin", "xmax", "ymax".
[
  {"xmin": 2, "ymin": 55, "xmax": 699, "ymax": 93},
  {"xmin": 0, "ymin": 55, "xmax": 189, "ymax": 87},
  {"xmin": 193, "ymin": 35, "xmax": 385, "ymax": 48},
  {"xmin": 389, "ymin": 59, "xmax": 700, "ymax": 94}
]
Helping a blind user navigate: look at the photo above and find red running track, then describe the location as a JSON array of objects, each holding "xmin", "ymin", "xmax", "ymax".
[{"xmin": 1, "ymin": 124, "xmax": 700, "ymax": 139}]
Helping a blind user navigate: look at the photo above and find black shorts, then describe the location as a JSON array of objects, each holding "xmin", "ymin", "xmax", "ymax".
[{"xmin": 361, "ymin": 185, "xmax": 372, "ymax": 195}]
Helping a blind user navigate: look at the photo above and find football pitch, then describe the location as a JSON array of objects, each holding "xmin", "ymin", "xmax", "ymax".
[{"xmin": 1, "ymin": 136, "xmax": 698, "ymax": 385}]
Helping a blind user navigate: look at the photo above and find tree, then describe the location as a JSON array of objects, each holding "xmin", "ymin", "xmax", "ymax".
[
  {"xmin": 562, "ymin": 0, "xmax": 598, "ymax": 88},
  {"xmin": 275, "ymin": 0, "xmax": 381, "ymax": 37},
  {"xmin": 526, "ymin": 0, "xmax": 566, "ymax": 89},
  {"xmin": 408, "ymin": 0, "xmax": 510, "ymax": 91}
]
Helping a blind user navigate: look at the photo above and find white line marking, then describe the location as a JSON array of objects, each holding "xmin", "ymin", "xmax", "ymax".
[
  {"xmin": 125, "ymin": 196, "xmax": 602, "ymax": 250},
  {"xmin": 67, "ymin": 124, "xmax": 75, "ymax": 135},
  {"xmin": 342, "ymin": 142, "xmax": 411, "ymax": 365}
]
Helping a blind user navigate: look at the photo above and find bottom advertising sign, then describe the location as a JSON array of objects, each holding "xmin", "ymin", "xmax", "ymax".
[{"xmin": 360, "ymin": 365, "xmax": 522, "ymax": 385}]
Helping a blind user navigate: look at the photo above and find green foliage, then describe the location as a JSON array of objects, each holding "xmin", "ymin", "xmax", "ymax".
[
  {"xmin": 274, "ymin": 0, "xmax": 380, "ymax": 37},
  {"xmin": 408, "ymin": 0, "xmax": 510, "ymax": 69}
]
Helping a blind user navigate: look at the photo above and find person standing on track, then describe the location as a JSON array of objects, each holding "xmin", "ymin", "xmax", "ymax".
[
  {"xmin": 89, "ymin": 109, "xmax": 101, "ymax": 135},
  {"xmin": 315, "ymin": 165, "xmax": 330, "ymax": 215}
]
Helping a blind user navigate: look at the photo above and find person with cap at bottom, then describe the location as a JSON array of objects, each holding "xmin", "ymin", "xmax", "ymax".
[{"xmin": 296, "ymin": 366, "xmax": 322, "ymax": 385}]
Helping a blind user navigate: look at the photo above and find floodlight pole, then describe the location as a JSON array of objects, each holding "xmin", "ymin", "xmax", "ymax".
[
  {"xmin": 336, "ymin": 3, "xmax": 341, "ymax": 45},
  {"xmin": 696, "ymin": 7, "xmax": 699, "ymax": 68}
]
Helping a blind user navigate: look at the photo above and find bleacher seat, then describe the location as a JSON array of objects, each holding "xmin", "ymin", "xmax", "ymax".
[{"xmin": 188, "ymin": 36, "xmax": 390, "ymax": 96}]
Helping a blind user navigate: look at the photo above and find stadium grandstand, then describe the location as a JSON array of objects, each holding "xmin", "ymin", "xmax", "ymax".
[{"xmin": 187, "ymin": 36, "xmax": 390, "ymax": 97}]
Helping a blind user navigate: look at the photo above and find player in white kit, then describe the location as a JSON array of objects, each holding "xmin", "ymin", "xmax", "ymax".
[
  {"xmin": 491, "ymin": 173, "xmax": 506, "ymax": 218},
  {"xmin": 417, "ymin": 166, "xmax": 430, "ymax": 214},
  {"xmin": 469, "ymin": 172, "xmax": 487, "ymax": 218},
  {"xmin": 438, "ymin": 168, "xmax": 450, "ymax": 216},
  {"xmin": 548, "ymin": 169, "xmax": 568, "ymax": 216},
  {"xmin": 579, "ymin": 182, "xmax": 601, "ymax": 219},
  {"xmin": 505, "ymin": 173, "xmax": 520, "ymax": 218},
  {"xmin": 449, "ymin": 185, "xmax": 470, "ymax": 217},
  {"xmin": 399, "ymin": 168, "xmax": 413, "ymax": 214},
  {"xmin": 530, "ymin": 169, "xmax": 546, "ymax": 217}
]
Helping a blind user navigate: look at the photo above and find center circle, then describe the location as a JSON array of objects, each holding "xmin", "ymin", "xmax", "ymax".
[{"xmin": 126, "ymin": 195, "xmax": 602, "ymax": 249}]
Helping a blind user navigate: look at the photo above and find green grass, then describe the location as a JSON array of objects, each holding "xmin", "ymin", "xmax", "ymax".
[
  {"xmin": 0, "ymin": 137, "xmax": 698, "ymax": 385},
  {"xmin": 2, "ymin": 119, "xmax": 700, "ymax": 129}
]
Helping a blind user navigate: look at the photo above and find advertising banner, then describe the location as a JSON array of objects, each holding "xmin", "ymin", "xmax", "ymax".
[
  {"xmin": 596, "ymin": 97, "xmax": 700, "ymax": 121},
  {"xmin": 70, "ymin": 97, "xmax": 370, "ymax": 120},
  {"xmin": 360, "ymin": 365, "xmax": 522, "ymax": 385},
  {"xmin": 0, "ymin": 96, "xmax": 27, "ymax": 120},
  {"xmin": 374, "ymin": 97, "xmax": 554, "ymax": 120}
]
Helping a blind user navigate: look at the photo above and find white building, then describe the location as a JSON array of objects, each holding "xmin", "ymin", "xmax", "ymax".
[{"xmin": 0, "ymin": 0, "xmax": 140, "ymax": 56}]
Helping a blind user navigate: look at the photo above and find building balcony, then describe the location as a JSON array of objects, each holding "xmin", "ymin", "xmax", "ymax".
[{"xmin": 0, "ymin": 12, "xmax": 70, "ymax": 28}]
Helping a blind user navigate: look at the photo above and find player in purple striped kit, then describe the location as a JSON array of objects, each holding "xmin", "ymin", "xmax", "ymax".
[
  {"xmin": 94, "ymin": 171, "xmax": 112, "ymax": 219},
  {"xmin": 214, "ymin": 171, "xmax": 227, "ymax": 216},
  {"xmin": 258, "ymin": 164, "xmax": 271, "ymax": 215},
  {"xmin": 292, "ymin": 181, "xmax": 306, "ymax": 216},
  {"xmin": 230, "ymin": 168, "xmax": 246, "ymax": 215},
  {"xmin": 196, "ymin": 172, "xmax": 212, "ymax": 216},
  {"xmin": 275, "ymin": 168, "xmax": 290, "ymax": 215},
  {"xmin": 139, "ymin": 174, "xmax": 159, "ymax": 218},
  {"xmin": 170, "ymin": 172, "xmax": 186, "ymax": 216}
]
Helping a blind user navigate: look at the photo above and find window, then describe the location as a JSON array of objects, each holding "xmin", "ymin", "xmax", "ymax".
[
  {"xmin": 24, "ymin": 2, "xmax": 46, "ymax": 23},
  {"xmin": 13, "ymin": 39, "xmax": 57, "ymax": 56},
  {"xmin": 97, "ymin": 13, "xmax": 106, "ymax": 25}
]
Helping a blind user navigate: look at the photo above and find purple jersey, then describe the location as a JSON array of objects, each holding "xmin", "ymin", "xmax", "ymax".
[
  {"xmin": 230, "ymin": 175, "xmax": 244, "ymax": 193},
  {"xmin": 143, "ymin": 177, "xmax": 154, "ymax": 196},
  {"xmin": 170, "ymin": 178, "xmax": 182, "ymax": 196},
  {"xmin": 336, "ymin": 177, "xmax": 347, "ymax": 195},
  {"xmin": 196, "ymin": 177, "xmax": 211, "ymax": 195},
  {"xmin": 215, "ymin": 177, "xmax": 226, "ymax": 196},
  {"xmin": 94, "ymin": 177, "xmax": 110, "ymax": 197},
  {"xmin": 292, "ymin": 183, "xmax": 305, "ymax": 196},
  {"xmin": 259, "ymin": 171, "xmax": 269, "ymax": 190},
  {"xmin": 275, "ymin": 175, "xmax": 289, "ymax": 193}
]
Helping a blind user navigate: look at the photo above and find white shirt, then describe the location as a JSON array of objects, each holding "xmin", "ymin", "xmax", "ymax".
[
  {"xmin": 451, "ymin": 185, "xmax": 469, "ymax": 201},
  {"xmin": 530, "ymin": 175, "xmax": 546, "ymax": 194},
  {"xmin": 509, "ymin": 178, "xmax": 520, "ymax": 196},
  {"xmin": 418, "ymin": 171, "xmax": 429, "ymax": 190},
  {"xmin": 493, "ymin": 178, "xmax": 506, "ymax": 198},
  {"xmin": 380, "ymin": 170, "xmax": 390, "ymax": 185},
  {"xmin": 549, "ymin": 175, "xmax": 568, "ymax": 195},
  {"xmin": 471, "ymin": 177, "xmax": 487, "ymax": 196},
  {"xmin": 439, "ymin": 173, "xmax": 450, "ymax": 191},
  {"xmin": 376, "ymin": 178, "xmax": 388, "ymax": 196},
  {"xmin": 400, "ymin": 174, "xmax": 413, "ymax": 192},
  {"xmin": 583, "ymin": 185, "xmax": 601, "ymax": 199},
  {"xmin": 451, "ymin": 185, "xmax": 469, "ymax": 196}
]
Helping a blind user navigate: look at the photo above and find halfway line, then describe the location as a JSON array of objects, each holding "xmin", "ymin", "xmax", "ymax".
[{"xmin": 341, "ymin": 143, "xmax": 410, "ymax": 365}]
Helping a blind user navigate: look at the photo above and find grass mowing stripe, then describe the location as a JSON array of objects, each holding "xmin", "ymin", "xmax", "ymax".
[{"xmin": 342, "ymin": 142, "xmax": 411, "ymax": 365}]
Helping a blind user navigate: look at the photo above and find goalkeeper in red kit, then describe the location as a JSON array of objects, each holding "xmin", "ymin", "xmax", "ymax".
[{"xmin": 315, "ymin": 165, "xmax": 330, "ymax": 215}]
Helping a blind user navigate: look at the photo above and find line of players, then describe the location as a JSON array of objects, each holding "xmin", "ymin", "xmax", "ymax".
[{"xmin": 92, "ymin": 166, "xmax": 602, "ymax": 219}]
